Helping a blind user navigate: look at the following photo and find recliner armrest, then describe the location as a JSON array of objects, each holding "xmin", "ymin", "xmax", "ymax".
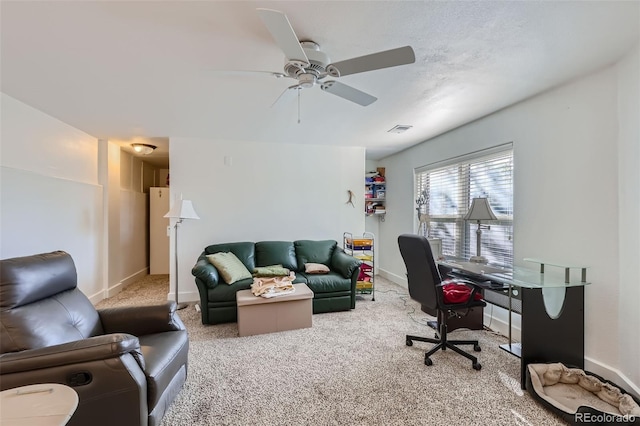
[
  {"xmin": 0, "ymin": 333, "xmax": 142, "ymax": 375},
  {"xmin": 331, "ymin": 248, "xmax": 362, "ymax": 279},
  {"xmin": 98, "ymin": 301, "xmax": 186, "ymax": 336}
]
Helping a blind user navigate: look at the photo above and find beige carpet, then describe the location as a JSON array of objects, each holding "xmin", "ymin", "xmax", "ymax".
[{"xmin": 96, "ymin": 275, "xmax": 566, "ymax": 425}]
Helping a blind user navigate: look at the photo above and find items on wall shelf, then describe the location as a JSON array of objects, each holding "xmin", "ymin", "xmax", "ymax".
[
  {"xmin": 365, "ymin": 167, "xmax": 385, "ymax": 221},
  {"xmin": 343, "ymin": 232, "xmax": 375, "ymax": 301}
]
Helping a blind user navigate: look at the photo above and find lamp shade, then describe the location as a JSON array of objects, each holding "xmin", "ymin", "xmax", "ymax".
[
  {"xmin": 464, "ymin": 198, "xmax": 497, "ymax": 221},
  {"xmin": 164, "ymin": 200, "xmax": 200, "ymax": 220}
]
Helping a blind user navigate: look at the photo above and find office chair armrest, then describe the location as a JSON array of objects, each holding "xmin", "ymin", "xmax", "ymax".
[
  {"xmin": 98, "ymin": 301, "xmax": 186, "ymax": 335},
  {"xmin": 0, "ymin": 333, "xmax": 142, "ymax": 375}
]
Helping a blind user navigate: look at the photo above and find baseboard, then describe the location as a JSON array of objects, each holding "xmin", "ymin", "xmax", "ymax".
[
  {"xmin": 378, "ymin": 268, "xmax": 406, "ymax": 288},
  {"xmin": 584, "ymin": 358, "xmax": 640, "ymax": 400},
  {"xmin": 105, "ymin": 267, "xmax": 149, "ymax": 299},
  {"xmin": 88, "ymin": 290, "xmax": 105, "ymax": 305},
  {"xmin": 482, "ymin": 309, "xmax": 522, "ymax": 342}
]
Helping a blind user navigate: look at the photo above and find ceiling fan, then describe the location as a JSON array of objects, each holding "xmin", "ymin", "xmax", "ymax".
[{"xmin": 241, "ymin": 8, "xmax": 416, "ymax": 108}]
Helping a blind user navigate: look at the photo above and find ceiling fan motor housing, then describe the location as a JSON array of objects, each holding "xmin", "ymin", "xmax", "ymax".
[{"xmin": 284, "ymin": 41, "xmax": 330, "ymax": 80}]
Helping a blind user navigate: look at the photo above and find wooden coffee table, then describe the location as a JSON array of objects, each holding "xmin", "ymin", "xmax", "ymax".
[{"xmin": 236, "ymin": 283, "xmax": 314, "ymax": 337}]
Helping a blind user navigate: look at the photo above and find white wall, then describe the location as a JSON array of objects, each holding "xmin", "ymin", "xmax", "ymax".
[
  {"xmin": 376, "ymin": 50, "xmax": 639, "ymax": 394},
  {"xmin": 0, "ymin": 93, "xmax": 104, "ymax": 301},
  {"xmin": 168, "ymin": 138, "xmax": 365, "ymax": 303},
  {"xmin": 616, "ymin": 45, "xmax": 640, "ymax": 391},
  {"xmin": 1, "ymin": 93, "xmax": 157, "ymax": 303},
  {"xmin": 119, "ymin": 150, "xmax": 151, "ymax": 286}
]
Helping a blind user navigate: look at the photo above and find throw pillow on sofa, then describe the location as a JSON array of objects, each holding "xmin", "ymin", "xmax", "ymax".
[
  {"xmin": 305, "ymin": 263, "xmax": 330, "ymax": 274},
  {"xmin": 206, "ymin": 252, "xmax": 252, "ymax": 284},
  {"xmin": 253, "ymin": 265, "xmax": 291, "ymax": 277}
]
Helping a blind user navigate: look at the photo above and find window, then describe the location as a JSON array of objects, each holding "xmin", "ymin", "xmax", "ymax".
[{"xmin": 415, "ymin": 144, "xmax": 513, "ymax": 267}]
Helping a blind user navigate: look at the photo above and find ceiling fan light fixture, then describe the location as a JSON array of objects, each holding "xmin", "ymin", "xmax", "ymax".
[
  {"xmin": 298, "ymin": 73, "xmax": 316, "ymax": 88},
  {"xmin": 388, "ymin": 125, "xmax": 413, "ymax": 134},
  {"xmin": 131, "ymin": 143, "xmax": 157, "ymax": 155}
]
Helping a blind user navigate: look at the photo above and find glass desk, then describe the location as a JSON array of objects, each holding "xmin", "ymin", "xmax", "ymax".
[{"xmin": 437, "ymin": 257, "xmax": 590, "ymax": 388}]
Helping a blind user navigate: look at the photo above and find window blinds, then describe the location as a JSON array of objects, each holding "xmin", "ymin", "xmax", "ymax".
[{"xmin": 415, "ymin": 144, "xmax": 513, "ymax": 267}]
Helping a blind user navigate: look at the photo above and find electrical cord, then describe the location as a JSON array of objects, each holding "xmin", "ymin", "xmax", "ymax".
[
  {"xmin": 374, "ymin": 287, "xmax": 514, "ymax": 339},
  {"xmin": 374, "ymin": 288, "xmax": 436, "ymax": 327}
]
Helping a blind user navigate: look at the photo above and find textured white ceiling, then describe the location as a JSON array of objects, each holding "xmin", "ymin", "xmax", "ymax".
[{"xmin": 1, "ymin": 1, "xmax": 638, "ymax": 160}]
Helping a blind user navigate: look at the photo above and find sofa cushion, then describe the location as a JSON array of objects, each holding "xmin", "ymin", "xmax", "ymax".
[
  {"xmin": 206, "ymin": 252, "xmax": 252, "ymax": 284},
  {"xmin": 300, "ymin": 271, "xmax": 352, "ymax": 293},
  {"xmin": 294, "ymin": 240, "xmax": 336, "ymax": 267},
  {"xmin": 204, "ymin": 242, "xmax": 255, "ymax": 271},
  {"xmin": 255, "ymin": 241, "xmax": 298, "ymax": 271},
  {"xmin": 207, "ymin": 278, "xmax": 254, "ymax": 303}
]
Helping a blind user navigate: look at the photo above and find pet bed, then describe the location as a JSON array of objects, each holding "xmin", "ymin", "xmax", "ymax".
[{"xmin": 527, "ymin": 363, "xmax": 640, "ymax": 425}]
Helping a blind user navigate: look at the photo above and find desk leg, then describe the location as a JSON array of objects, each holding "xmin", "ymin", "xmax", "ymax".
[
  {"xmin": 520, "ymin": 286, "xmax": 584, "ymax": 388},
  {"xmin": 499, "ymin": 283, "xmax": 522, "ymax": 357}
]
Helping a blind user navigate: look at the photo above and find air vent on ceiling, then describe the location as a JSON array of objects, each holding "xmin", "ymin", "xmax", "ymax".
[{"xmin": 388, "ymin": 125, "xmax": 412, "ymax": 134}]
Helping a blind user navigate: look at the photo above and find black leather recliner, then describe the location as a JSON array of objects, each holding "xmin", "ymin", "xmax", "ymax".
[{"xmin": 0, "ymin": 251, "xmax": 189, "ymax": 426}]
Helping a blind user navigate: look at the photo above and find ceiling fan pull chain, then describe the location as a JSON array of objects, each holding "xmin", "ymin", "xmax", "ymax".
[{"xmin": 297, "ymin": 88, "xmax": 301, "ymax": 124}]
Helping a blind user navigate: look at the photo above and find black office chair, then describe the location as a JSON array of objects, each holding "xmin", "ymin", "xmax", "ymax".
[{"xmin": 398, "ymin": 234, "xmax": 486, "ymax": 370}]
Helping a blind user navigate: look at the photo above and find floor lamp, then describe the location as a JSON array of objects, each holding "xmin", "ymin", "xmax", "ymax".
[{"xmin": 164, "ymin": 199, "xmax": 200, "ymax": 310}]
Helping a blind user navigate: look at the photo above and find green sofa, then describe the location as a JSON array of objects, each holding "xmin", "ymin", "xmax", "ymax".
[{"xmin": 191, "ymin": 240, "xmax": 362, "ymax": 325}]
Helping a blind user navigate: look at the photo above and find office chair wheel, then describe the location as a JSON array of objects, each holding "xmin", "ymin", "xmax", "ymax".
[
  {"xmin": 474, "ymin": 344, "xmax": 481, "ymax": 352},
  {"xmin": 424, "ymin": 356, "xmax": 433, "ymax": 366},
  {"xmin": 406, "ymin": 339, "xmax": 413, "ymax": 347},
  {"xmin": 473, "ymin": 362, "xmax": 482, "ymax": 371}
]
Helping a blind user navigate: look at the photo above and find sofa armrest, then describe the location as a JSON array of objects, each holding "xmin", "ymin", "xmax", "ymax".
[
  {"xmin": 331, "ymin": 248, "xmax": 362, "ymax": 279},
  {"xmin": 0, "ymin": 334, "xmax": 142, "ymax": 375},
  {"xmin": 192, "ymin": 256, "xmax": 220, "ymax": 289},
  {"xmin": 98, "ymin": 301, "xmax": 186, "ymax": 336}
]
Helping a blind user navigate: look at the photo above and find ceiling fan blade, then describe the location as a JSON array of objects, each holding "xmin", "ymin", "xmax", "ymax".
[
  {"xmin": 213, "ymin": 70, "xmax": 288, "ymax": 79},
  {"xmin": 327, "ymin": 46, "xmax": 415, "ymax": 77},
  {"xmin": 257, "ymin": 8, "xmax": 309, "ymax": 67},
  {"xmin": 320, "ymin": 81, "xmax": 377, "ymax": 106}
]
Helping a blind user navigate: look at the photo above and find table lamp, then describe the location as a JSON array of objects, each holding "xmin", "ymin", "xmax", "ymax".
[
  {"xmin": 164, "ymin": 199, "xmax": 200, "ymax": 309},
  {"xmin": 464, "ymin": 197, "xmax": 497, "ymax": 264}
]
